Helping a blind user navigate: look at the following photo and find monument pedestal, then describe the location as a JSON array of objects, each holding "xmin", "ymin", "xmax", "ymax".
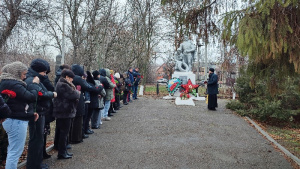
[
  {"xmin": 175, "ymin": 97, "xmax": 195, "ymax": 106},
  {"xmin": 172, "ymin": 71, "xmax": 195, "ymax": 84}
]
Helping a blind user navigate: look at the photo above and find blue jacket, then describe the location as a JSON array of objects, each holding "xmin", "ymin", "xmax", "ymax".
[
  {"xmin": 207, "ymin": 73, "xmax": 218, "ymax": 95},
  {"xmin": 128, "ymin": 71, "xmax": 134, "ymax": 83},
  {"xmin": 132, "ymin": 69, "xmax": 141, "ymax": 86}
]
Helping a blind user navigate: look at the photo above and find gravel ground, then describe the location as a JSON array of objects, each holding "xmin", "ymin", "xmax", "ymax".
[{"xmin": 44, "ymin": 97, "xmax": 292, "ymax": 169}]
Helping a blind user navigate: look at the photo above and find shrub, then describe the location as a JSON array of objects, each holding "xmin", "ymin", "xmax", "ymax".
[
  {"xmin": 226, "ymin": 65, "xmax": 300, "ymax": 123},
  {"xmin": 226, "ymin": 100, "xmax": 245, "ymax": 111}
]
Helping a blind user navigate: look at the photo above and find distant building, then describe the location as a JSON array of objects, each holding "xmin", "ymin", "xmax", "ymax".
[{"xmin": 156, "ymin": 63, "xmax": 173, "ymax": 80}]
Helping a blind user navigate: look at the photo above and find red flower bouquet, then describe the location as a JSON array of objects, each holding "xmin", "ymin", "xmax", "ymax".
[
  {"xmin": 180, "ymin": 91, "xmax": 191, "ymax": 100},
  {"xmin": 1, "ymin": 90, "xmax": 17, "ymax": 102},
  {"xmin": 38, "ymin": 92, "xmax": 43, "ymax": 96}
]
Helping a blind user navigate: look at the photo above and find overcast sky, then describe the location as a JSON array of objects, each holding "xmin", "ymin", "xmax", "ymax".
[{"xmin": 45, "ymin": 0, "xmax": 242, "ymax": 65}]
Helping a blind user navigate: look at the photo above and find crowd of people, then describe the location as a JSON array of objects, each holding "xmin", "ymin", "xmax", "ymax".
[{"xmin": 0, "ymin": 59, "xmax": 142, "ymax": 169}]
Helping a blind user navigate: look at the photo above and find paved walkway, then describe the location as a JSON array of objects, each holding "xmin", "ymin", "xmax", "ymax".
[{"xmin": 45, "ymin": 97, "xmax": 292, "ymax": 169}]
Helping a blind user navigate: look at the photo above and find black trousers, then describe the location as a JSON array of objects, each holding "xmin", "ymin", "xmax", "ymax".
[
  {"xmin": 113, "ymin": 94, "xmax": 120, "ymax": 109},
  {"xmin": 55, "ymin": 118, "xmax": 71, "ymax": 155},
  {"xmin": 26, "ymin": 115, "xmax": 45, "ymax": 169},
  {"xmin": 208, "ymin": 94, "xmax": 218, "ymax": 110},
  {"xmin": 123, "ymin": 91, "xmax": 128, "ymax": 103},
  {"xmin": 84, "ymin": 108, "xmax": 94, "ymax": 132},
  {"xmin": 69, "ymin": 116, "xmax": 83, "ymax": 143},
  {"xmin": 43, "ymin": 122, "xmax": 50, "ymax": 156}
]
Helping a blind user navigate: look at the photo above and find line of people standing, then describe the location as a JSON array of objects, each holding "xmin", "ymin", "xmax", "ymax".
[{"xmin": 0, "ymin": 59, "xmax": 142, "ymax": 169}]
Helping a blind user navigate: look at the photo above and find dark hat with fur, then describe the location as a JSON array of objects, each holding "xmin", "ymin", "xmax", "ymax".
[
  {"xmin": 61, "ymin": 69, "xmax": 75, "ymax": 78},
  {"xmin": 209, "ymin": 68, "xmax": 215, "ymax": 72},
  {"xmin": 30, "ymin": 58, "xmax": 48, "ymax": 73}
]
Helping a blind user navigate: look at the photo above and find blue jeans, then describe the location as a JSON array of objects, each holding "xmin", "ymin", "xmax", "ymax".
[
  {"xmin": 132, "ymin": 85, "xmax": 138, "ymax": 99},
  {"xmin": 104, "ymin": 100, "xmax": 111, "ymax": 118},
  {"xmin": 98, "ymin": 109, "xmax": 104, "ymax": 124},
  {"xmin": 2, "ymin": 118, "xmax": 28, "ymax": 169}
]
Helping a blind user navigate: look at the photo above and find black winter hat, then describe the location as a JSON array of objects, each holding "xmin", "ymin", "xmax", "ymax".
[
  {"xmin": 92, "ymin": 70, "xmax": 100, "ymax": 78},
  {"xmin": 40, "ymin": 59, "xmax": 51, "ymax": 74},
  {"xmin": 30, "ymin": 58, "xmax": 48, "ymax": 73},
  {"xmin": 71, "ymin": 64, "xmax": 84, "ymax": 76},
  {"xmin": 209, "ymin": 68, "xmax": 215, "ymax": 72}
]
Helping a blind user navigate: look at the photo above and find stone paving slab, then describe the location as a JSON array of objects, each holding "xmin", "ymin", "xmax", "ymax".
[{"xmin": 45, "ymin": 97, "xmax": 292, "ymax": 169}]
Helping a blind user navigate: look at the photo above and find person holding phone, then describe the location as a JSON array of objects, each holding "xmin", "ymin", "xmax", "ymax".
[{"xmin": 0, "ymin": 61, "xmax": 41, "ymax": 169}]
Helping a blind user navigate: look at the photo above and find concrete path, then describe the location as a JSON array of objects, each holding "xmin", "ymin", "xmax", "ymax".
[{"xmin": 45, "ymin": 97, "xmax": 292, "ymax": 169}]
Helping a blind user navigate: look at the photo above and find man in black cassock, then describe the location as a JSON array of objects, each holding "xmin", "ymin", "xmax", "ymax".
[{"xmin": 207, "ymin": 68, "xmax": 218, "ymax": 110}]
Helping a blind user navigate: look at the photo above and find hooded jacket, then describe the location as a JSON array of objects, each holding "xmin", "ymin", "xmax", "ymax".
[
  {"xmin": 99, "ymin": 69, "xmax": 109, "ymax": 89},
  {"xmin": 86, "ymin": 71, "xmax": 104, "ymax": 109},
  {"xmin": 35, "ymin": 59, "xmax": 55, "ymax": 91},
  {"xmin": 0, "ymin": 62, "xmax": 41, "ymax": 120},
  {"xmin": 93, "ymin": 71, "xmax": 106, "ymax": 109},
  {"xmin": 71, "ymin": 64, "xmax": 103, "ymax": 116},
  {"xmin": 55, "ymin": 68, "xmax": 62, "ymax": 85},
  {"xmin": 53, "ymin": 77, "xmax": 80, "ymax": 118},
  {"xmin": 99, "ymin": 69, "xmax": 116, "ymax": 101}
]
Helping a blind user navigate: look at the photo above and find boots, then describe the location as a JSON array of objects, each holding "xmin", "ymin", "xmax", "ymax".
[{"xmin": 43, "ymin": 134, "xmax": 51, "ymax": 159}]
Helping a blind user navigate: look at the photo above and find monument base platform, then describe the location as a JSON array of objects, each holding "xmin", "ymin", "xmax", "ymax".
[
  {"xmin": 175, "ymin": 97, "xmax": 195, "ymax": 106},
  {"xmin": 172, "ymin": 71, "xmax": 195, "ymax": 84}
]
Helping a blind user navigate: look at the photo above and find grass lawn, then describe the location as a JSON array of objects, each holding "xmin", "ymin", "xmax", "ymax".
[{"xmin": 265, "ymin": 124, "xmax": 300, "ymax": 158}]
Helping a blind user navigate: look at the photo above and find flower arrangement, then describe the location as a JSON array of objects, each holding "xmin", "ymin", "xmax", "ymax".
[
  {"xmin": 180, "ymin": 79, "xmax": 199, "ymax": 100},
  {"xmin": 180, "ymin": 91, "xmax": 191, "ymax": 100},
  {"xmin": 1, "ymin": 90, "xmax": 17, "ymax": 102}
]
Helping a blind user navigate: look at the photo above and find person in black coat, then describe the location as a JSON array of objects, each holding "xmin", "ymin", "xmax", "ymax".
[
  {"xmin": 25, "ymin": 59, "xmax": 57, "ymax": 169},
  {"xmin": 53, "ymin": 69, "xmax": 80, "ymax": 159},
  {"xmin": 0, "ymin": 61, "xmax": 41, "ymax": 169},
  {"xmin": 84, "ymin": 71, "xmax": 104, "ymax": 133},
  {"xmin": 132, "ymin": 68, "xmax": 141, "ymax": 100},
  {"xmin": 206, "ymin": 68, "xmax": 219, "ymax": 110},
  {"xmin": 37, "ymin": 59, "xmax": 56, "ymax": 159},
  {"xmin": 122, "ymin": 72, "xmax": 132, "ymax": 105},
  {"xmin": 54, "ymin": 64, "xmax": 71, "ymax": 86},
  {"xmin": 0, "ymin": 94, "xmax": 11, "ymax": 164},
  {"xmin": 69, "ymin": 64, "xmax": 102, "ymax": 143}
]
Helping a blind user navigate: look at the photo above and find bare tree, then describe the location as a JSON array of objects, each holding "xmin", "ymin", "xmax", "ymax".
[{"xmin": 0, "ymin": 0, "xmax": 50, "ymax": 49}]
